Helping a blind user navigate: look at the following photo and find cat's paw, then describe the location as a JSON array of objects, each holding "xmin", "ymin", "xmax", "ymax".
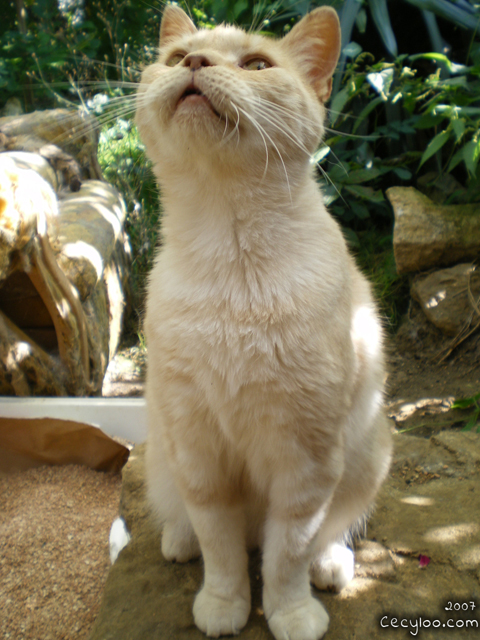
[
  {"xmin": 193, "ymin": 587, "xmax": 250, "ymax": 637},
  {"xmin": 161, "ymin": 521, "xmax": 201, "ymax": 563},
  {"xmin": 310, "ymin": 542, "xmax": 354, "ymax": 592},
  {"xmin": 267, "ymin": 597, "xmax": 329, "ymax": 640}
]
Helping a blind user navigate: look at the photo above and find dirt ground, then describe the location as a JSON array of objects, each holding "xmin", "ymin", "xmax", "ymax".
[{"xmin": 386, "ymin": 310, "xmax": 480, "ymax": 437}]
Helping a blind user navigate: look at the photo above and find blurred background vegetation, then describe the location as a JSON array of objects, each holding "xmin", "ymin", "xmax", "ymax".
[{"xmin": 1, "ymin": 0, "xmax": 479, "ymax": 339}]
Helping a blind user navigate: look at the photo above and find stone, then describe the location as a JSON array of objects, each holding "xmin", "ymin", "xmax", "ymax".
[
  {"xmin": 411, "ymin": 263, "xmax": 480, "ymax": 336},
  {"xmin": 0, "ymin": 108, "xmax": 103, "ymax": 182},
  {"xmin": 89, "ymin": 433, "xmax": 480, "ymax": 640},
  {"xmin": 387, "ymin": 187, "xmax": 480, "ymax": 274},
  {"xmin": 0, "ymin": 122, "xmax": 130, "ymax": 396}
]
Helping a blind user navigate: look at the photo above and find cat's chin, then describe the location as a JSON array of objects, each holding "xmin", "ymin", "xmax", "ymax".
[{"xmin": 168, "ymin": 100, "xmax": 232, "ymax": 149}]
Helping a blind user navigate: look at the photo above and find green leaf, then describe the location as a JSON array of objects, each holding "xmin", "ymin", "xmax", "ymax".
[
  {"xmin": 233, "ymin": 0, "xmax": 248, "ymax": 20},
  {"xmin": 447, "ymin": 147, "xmax": 465, "ymax": 173},
  {"xmin": 344, "ymin": 185, "xmax": 385, "ymax": 202},
  {"xmin": 462, "ymin": 408, "xmax": 480, "ymax": 431},
  {"xmin": 344, "ymin": 168, "xmax": 384, "ymax": 184},
  {"xmin": 418, "ymin": 129, "xmax": 451, "ymax": 168},
  {"xmin": 330, "ymin": 86, "xmax": 351, "ymax": 125},
  {"xmin": 409, "ymin": 52, "xmax": 453, "ymax": 73},
  {"xmin": 451, "ymin": 119, "xmax": 466, "ymax": 143},
  {"xmin": 323, "ymin": 183, "xmax": 342, "ymax": 206},
  {"xmin": 343, "ymin": 42, "xmax": 362, "ymax": 59},
  {"xmin": 462, "ymin": 139, "xmax": 480, "ymax": 176},
  {"xmin": 393, "ymin": 167, "xmax": 413, "ymax": 180},
  {"xmin": 311, "ymin": 145, "xmax": 331, "ymax": 164},
  {"xmin": 350, "ymin": 201, "xmax": 370, "ymax": 219},
  {"xmin": 352, "ymin": 96, "xmax": 384, "ymax": 133},
  {"xmin": 451, "ymin": 391, "xmax": 480, "ymax": 409},
  {"xmin": 369, "ymin": 0, "xmax": 398, "ymax": 57},
  {"xmin": 415, "ymin": 113, "xmax": 447, "ymax": 129},
  {"xmin": 366, "ymin": 68, "xmax": 395, "ymax": 97},
  {"xmin": 355, "ymin": 9, "xmax": 367, "ymax": 34},
  {"xmin": 403, "ymin": 0, "xmax": 480, "ymax": 32}
]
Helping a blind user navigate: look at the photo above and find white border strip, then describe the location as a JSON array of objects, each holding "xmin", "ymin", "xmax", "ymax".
[{"xmin": 0, "ymin": 397, "xmax": 147, "ymax": 443}]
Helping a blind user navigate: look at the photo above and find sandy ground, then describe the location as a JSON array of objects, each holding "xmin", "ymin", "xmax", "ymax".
[
  {"xmin": 0, "ymin": 465, "xmax": 122, "ymax": 640},
  {"xmin": 0, "ymin": 350, "xmax": 141, "ymax": 640}
]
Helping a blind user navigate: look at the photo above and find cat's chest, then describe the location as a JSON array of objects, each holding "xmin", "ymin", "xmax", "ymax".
[{"xmin": 147, "ymin": 264, "xmax": 352, "ymax": 396}]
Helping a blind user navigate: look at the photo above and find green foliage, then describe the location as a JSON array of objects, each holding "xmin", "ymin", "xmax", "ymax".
[
  {"xmin": 451, "ymin": 392, "xmax": 480, "ymax": 431},
  {"xmin": 320, "ymin": 46, "xmax": 480, "ymax": 234},
  {"xmin": 0, "ymin": 0, "xmax": 158, "ymax": 110},
  {"xmin": 337, "ymin": 0, "xmax": 479, "ymax": 61}
]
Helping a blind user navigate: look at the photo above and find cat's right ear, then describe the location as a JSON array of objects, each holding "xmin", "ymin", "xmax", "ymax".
[
  {"xmin": 160, "ymin": 5, "xmax": 197, "ymax": 47},
  {"xmin": 282, "ymin": 7, "xmax": 341, "ymax": 103}
]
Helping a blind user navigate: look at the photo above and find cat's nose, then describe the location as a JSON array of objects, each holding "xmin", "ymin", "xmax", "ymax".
[{"xmin": 183, "ymin": 54, "xmax": 212, "ymax": 71}]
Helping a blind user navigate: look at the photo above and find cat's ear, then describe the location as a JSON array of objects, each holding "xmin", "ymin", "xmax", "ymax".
[
  {"xmin": 160, "ymin": 5, "xmax": 197, "ymax": 47},
  {"xmin": 282, "ymin": 7, "xmax": 341, "ymax": 103}
]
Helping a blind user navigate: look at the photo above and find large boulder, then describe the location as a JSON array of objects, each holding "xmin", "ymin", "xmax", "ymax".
[{"xmin": 387, "ymin": 187, "xmax": 480, "ymax": 274}]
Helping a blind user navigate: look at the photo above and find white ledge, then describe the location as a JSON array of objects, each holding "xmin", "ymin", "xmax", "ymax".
[{"xmin": 0, "ymin": 397, "xmax": 147, "ymax": 443}]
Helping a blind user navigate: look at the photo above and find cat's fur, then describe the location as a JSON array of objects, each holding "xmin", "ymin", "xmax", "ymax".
[{"xmin": 137, "ymin": 6, "xmax": 392, "ymax": 640}]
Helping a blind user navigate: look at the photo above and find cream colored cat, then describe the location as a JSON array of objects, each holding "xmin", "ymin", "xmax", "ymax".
[{"xmin": 137, "ymin": 6, "xmax": 392, "ymax": 640}]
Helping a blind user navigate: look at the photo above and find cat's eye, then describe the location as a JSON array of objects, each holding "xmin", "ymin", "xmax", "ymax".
[
  {"xmin": 242, "ymin": 57, "xmax": 273, "ymax": 71},
  {"xmin": 166, "ymin": 52, "xmax": 186, "ymax": 67}
]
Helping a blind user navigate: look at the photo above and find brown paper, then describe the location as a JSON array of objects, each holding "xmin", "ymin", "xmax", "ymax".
[{"xmin": 0, "ymin": 417, "xmax": 129, "ymax": 473}]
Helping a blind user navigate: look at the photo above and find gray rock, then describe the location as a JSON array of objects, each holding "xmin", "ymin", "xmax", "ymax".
[
  {"xmin": 89, "ymin": 433, "xmax": 480, "ymax": 640},
  {"xmin": 387, "ymin": 187, "xmax": 480, "ymax": 274},
  {"xmin": 411, "ymin": 263, "xmax": 480, "ymax": 336}
]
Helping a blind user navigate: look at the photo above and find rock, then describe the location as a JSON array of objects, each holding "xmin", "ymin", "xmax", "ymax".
[
  {"xmin": 411, "ymin": 263, "xmax": 480, "ymax": 336},
  {"xmin": 0, "ymin": 108, "xmax": 102, "ymax": 182},
  {"xmin": 387, "ymin": 187, "xmax": 480, "ymax": 274},
  {"xmin": 89, "ymin": 433, "xmax": 480, "ymax": 640},
  {"xmin": 0, "ymin": 140, "xmax": 129, "ymax": 396}
]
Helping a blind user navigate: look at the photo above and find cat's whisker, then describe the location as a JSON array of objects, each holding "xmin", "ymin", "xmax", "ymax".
[
  {"xmin": 249, "ymin": 102, "xmax": 312, "ymax": 162},
  {"xmin": 254, "ymin": 97, "xmax": 321, "ymax": 134},
  {"xmin": 220, "ymin": 105, "xmax": 241, "ymax": 147},
  {"xmin": 246, "ymin": 96, "xmax": 315, "ymax": 142},
  {"xmin": 222, "ymin": 112, "xmax": 230, "ymax": 140},
  {"xmin": 236, "ymin": 106, "xmax": 270, "ymax": 183},
  {"xmin": 315, "ymin": 162, "xmax": 346, "ymax": 206},
  {"xmin": 238, "ymin": 106, "xmax": 291, "ymax": 200},
  {"xmin": 323, "ymin": 126, "xmax": 379, "ymax": 141},
  {"xmin": 44, "ymin": 99, "xmax": 140, "ymax": 149},
  {"xmin": 249, "ymin": 99, "xmax": 353, "ymax": 190},
  {"xmin": 230, "ymin": 103, "xmax": 241, "ymax": 150}
]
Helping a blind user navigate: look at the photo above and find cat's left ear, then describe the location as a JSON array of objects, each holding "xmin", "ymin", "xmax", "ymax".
[
  {"xmin": 282, "ymin": 7, "xmax": 341, "ymax": 103},
  {"xmin": 160, "ymin": 5, "xmax": 197, "ymax": 47}
]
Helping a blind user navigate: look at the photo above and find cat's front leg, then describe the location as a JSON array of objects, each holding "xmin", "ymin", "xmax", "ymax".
[
  {"xmin": 146, "ymin": 412, "xmax": 201, "ymax": 563},
  {"xmin": 263, "ymin": 514, "xmax": 330, "ymax": 640},
  {"xmin": 186, "ymin": 502, "xmax": 251, "ymax": 637},
  {"xmin": 262, "ymin": 469, "xmax": 341, "ymax": 640}
]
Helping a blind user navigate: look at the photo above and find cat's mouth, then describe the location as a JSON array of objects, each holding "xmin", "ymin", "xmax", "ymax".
[{"xmin": 176, "ymin": 86, "xmax": 221, "ymax": 118}]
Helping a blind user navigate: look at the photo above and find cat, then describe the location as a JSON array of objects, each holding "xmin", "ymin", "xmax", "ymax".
[{"xmin": 136, "ymin": 5, "xmax": 392, "ymax": 640}]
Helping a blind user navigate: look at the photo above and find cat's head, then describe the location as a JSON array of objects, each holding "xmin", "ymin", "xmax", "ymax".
[{"xmin": 136, "ymin": 6, "xmax": 340, "ymax": 182}]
